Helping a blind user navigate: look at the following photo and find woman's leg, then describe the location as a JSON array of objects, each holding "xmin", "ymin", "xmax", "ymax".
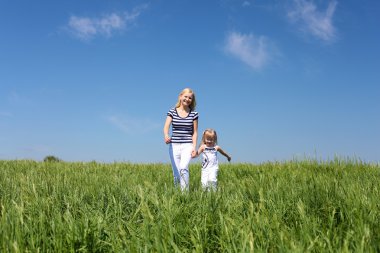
[
  {"xmin": 169, "ymin": 143, "xmax": 181, "ymax": 187},
  {"xmin": 178, "ymin": 143, "xmax": 193, "ymax": 191}
]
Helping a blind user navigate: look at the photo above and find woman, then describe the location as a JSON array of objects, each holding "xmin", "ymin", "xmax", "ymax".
[{"xmin": 163, "ymin": 88, "xmax": 198, "ymax": 190}]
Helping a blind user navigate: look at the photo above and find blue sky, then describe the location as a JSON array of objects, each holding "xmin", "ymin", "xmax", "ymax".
[{"xmin": 1, "ymin": 0, "xmax": 379, "ymax": 163}]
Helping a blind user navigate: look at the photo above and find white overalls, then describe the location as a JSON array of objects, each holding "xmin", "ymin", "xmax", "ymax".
[{"xmin": 201, "ymin": 146, "xmax": 219, "ymax": 190}]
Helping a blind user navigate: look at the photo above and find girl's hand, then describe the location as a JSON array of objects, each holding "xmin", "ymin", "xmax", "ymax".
[{"xmin": 191, "ymin": 150, "xmax": 197, "ymax": 158}]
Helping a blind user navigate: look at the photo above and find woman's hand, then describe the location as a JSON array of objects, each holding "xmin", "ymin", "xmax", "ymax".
[
  {"xmin": 163, "ymin": 116, "xmax": 172, "ymax": 144},
  {"xmin": 191, "ymin": 149, "xmax": 197, "ymax": 158}
]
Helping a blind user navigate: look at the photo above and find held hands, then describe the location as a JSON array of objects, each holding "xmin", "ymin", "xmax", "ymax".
[{"xmin": 191, "ymin": 149, "xmax": 197, "ymax": 158}]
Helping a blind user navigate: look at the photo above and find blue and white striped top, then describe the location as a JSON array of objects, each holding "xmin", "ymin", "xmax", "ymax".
[{"xmin": 167, "ymin": 108, "xmax": 199, "ymax": 143}]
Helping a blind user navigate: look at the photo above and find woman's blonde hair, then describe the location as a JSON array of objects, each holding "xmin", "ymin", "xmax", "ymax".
[
  {"xmin": 175, "ymin": 88, "xmax": 196, "ymax": 111},
  {"xmin": 201, "ymin": 129, "xmax": 218, "ymax": 145}
]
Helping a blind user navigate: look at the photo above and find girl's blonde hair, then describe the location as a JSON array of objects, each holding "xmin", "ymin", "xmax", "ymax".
[
  {"xmin": 201, "ymin": 129, "xmax": 218, "ymax": 145},
  {"xmin": 175, "ymin": 88, "xmax": 196, "ymax": 111}
]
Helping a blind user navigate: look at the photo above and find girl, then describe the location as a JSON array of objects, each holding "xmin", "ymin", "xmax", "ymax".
[
  {"xmin": 197, "ymin": 129, "xmax": 231, "ymax": 190},
  {"xmin": 163, "ymin": 88, "xmax": 198, "ymax": 191}
]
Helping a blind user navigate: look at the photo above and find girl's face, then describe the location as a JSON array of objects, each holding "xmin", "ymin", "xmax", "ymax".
[
  {"xmin": 204, "ymin": 134, "xmax": 215, "ymax": 147},
  {"xmin": 180, "ymin": 92, "xmax": 193, "ymax": 108}
]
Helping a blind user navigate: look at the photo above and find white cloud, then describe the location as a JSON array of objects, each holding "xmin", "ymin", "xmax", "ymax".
[
  {"xmin": 66, "ymin": 4, "xmax": 148, "ymax": 41},
  {"xmin": 224, "ymin": 31, "xmax": 271, "ymax": 70},
  {"xmin": 107, "ymin": 114, "xmax": 160, "ymax": 134},
  {"xmin": 242, "ymin": 1, "xmax": 251, "ymax": 7},
  {"xmin": 287, "ymin": 0, "xmax": 337, "ymax": 42}
]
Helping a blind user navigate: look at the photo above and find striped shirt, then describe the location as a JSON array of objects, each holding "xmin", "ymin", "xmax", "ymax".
[{"xmin": 167, "ymin": 108, "xmax": 199, "ymax": 143}]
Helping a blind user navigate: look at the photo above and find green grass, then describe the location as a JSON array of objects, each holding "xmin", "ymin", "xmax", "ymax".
[{"xmin": 0, "ymin": 159, "xmax": 379, "ymax": 252}]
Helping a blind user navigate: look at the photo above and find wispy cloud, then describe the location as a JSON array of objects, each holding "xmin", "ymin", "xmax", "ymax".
[
  {"xmin": 224, "ymin": 31, "xmax": 272, "ymax": 70},
  {"xmin": 8, "ymin": 91, "xmax": 23, "ymax": 103},
  {"xmin": 287, "ymin": 0, "xmax": 337, "ymax": 42},
  {"xmin": 8, "ymin": 91, "xmax": 32, "ymax": 106},
  {"xmin": 107, "ymin": 114, "xmax": 160, "ymax": 134},
  {"xmin": 242, "ymin": 1, "xmax": 251, "ymax": 7},
  {"xmin": 66, "ymin": 4, "xmax": 148, "ymax": 41},
  {"xmin": 23, "ymin": 145, "xmax": 54, "ymax": 154},
  {"xmin": 0, "ymin": 111, "xmax": 12, "ymax": 117}
]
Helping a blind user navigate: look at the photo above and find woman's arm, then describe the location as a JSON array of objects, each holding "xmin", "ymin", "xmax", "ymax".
[
  {"xmin": 191, "ymin": 119, "xmax": 198, "ymax": 157},
  {"xmin": 163, "ymin": 116, "xmax": 172, "ymax": 144}
]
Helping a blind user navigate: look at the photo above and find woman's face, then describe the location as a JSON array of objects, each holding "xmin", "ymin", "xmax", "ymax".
[{"xmin": 180, "ymin": 92, "xmax": 193, "ymax": 108}]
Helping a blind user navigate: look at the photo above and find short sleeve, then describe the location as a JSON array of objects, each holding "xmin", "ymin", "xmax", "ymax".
[
  {"xmin": 193, "ymin": 111, "xmax": 199, "ymax": 120},
  {"xmin": 167, "ymin": 109, "xmax": 174, "ymax": 118}
]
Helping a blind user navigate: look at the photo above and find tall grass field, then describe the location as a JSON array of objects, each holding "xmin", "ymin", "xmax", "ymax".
[{"xmin": 1, "ymin": 159, "xmax": 379, "ymax": 252}]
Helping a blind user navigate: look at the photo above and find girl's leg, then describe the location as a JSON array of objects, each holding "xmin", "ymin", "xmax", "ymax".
[
  {"xmin": 201, "ymin": 167, "xmax": 210, "ymax": 189},
  {"xmin": 208, "ymin": 166, "xmax": 219, "ymax": 191}
]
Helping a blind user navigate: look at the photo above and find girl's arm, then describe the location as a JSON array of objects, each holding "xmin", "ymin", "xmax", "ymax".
[
  {"xmin": 196, "ymin": 144, "xmax": 205, "ymax": 157},
  {"xmin": 191, "ymin": 119, "xmax": 198, "ymax": 157},
  {"xmin": 216, "ymin": 146, "xmax": 231, "ymax": 162},
  {"xmin": 163, "ymin": 116, "xmax": 172, "ymax": 144}
]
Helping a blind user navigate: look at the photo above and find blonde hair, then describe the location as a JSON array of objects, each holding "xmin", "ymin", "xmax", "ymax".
[
  {"xmin": 201, "ymin": 129, "xmax": 218, "ymax": 145},
  {"xmin": 175, "ymin": 88, "xmax": 196, "ymax": 111}
]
